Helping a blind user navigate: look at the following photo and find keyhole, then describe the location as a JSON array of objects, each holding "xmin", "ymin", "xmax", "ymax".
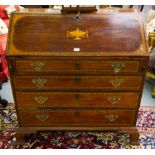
[
  {"xmin": 75, "ymin": 111, "xmax": 80, "ymax": 117},
  {"xmin": 75, "ymin": 62, "xmax": 80, "ymax": 69},
  {"xmin": 75, "ymin": 11, "xmax": 80, "ymax": 21}
]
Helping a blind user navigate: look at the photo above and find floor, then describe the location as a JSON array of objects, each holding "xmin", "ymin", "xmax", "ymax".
[
  {"xmin": 0, "ymin": 80, "xmax": 14, "ymax": 104},
  {"xmin": 141, "ymin": 81, "xmax": 155, "ymax": 106},
  {"xmin": 0, "ymin": 79, "xmax": 154, "ymax": 106}
]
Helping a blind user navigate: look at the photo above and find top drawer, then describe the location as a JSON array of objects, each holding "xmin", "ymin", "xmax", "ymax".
[{"xmin": 12, "ymin": 59, "xmax": 143, "ymax": 74}]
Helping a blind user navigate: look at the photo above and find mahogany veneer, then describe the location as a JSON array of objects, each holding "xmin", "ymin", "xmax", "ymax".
[{"xmin": 7, "ymin": 8, "xmax": 149, "ymax": 145}]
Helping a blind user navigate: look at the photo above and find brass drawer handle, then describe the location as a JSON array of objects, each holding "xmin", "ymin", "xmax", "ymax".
[
  {"xmin": 75, "ymin": 93, "xmax": 80, "ymax": 100},
  {"xmin": 32, "ymin": 78, "xmax": 47, "ymax": 88},
  {"xmin": 109, "ymin": 79, "xmax": 124, "ymax": 87},
  {"xmin": 74, "ymin": 77, "xmax": 81, "ymax": 84},
  {"xmin": 107, "ymin": 96, "xmax": 121, "ymax": 104},
  {"xmin": 34, "ymin": 96, "xmax": 48, "ymax": 104},
  {"xmin": 35, "ymin": 114, "xmax": 49, "ymax": 122},
  {"xmin": 111, "ymin": 63, "xmax": 125, "ymax": 73},
  {"xmin": 105, "ymin": 114, "xmax": 119, "ymax": 122},
  {"xmin": 74, "ymin": 62, "xmax": 80, "ymax": 69},
  {"xmin": 30, "ymin": 61, "xmax": 45, "ymax": 72}
]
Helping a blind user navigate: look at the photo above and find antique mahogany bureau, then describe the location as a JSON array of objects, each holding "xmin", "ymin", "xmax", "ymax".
[{"xmin": 7, "ymin": 8, "xmax": 149, "ymax": 144}]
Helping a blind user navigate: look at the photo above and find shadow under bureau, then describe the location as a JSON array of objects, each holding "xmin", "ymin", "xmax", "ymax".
[{"xmin": 6, "ymin": 8, "xmax": 149, "ymax": 145}]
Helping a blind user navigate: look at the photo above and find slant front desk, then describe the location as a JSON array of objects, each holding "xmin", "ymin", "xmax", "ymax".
[{"xmin": 7, "ymin": 8, "xmax": 149, "ymax": 144}]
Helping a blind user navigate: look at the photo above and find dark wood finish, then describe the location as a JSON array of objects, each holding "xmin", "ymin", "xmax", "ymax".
[
  {"xmin": 18, "ymin": 109, "xmax": 136, "ymax": 127},
  {"xmin": 16, "ymin": 91, "xmax": 140, "ymax": 108},
  {"xmin": 61, "ymin": 5, "xmax": 97, "ymax": 13},
  {"xmin": 14, "ymin": 59, "xmax": 141, "ymax": 74},
  {"xmin": 13, "ymin": 75, "xmax": 142, "ymax": 90},
  {"xmin": 6, "ymin": 9, "xmax": 149, "ymax": 145},
  {"xmin": 15, "ymin": 126, "xmax": 139, "ymax": 145},
  {"xmin": 12, "ymin": 15, "xmax": 141, "ymax": 53},
  {"xmin": 130, "ymin": 131, "xmax": 140, "ymax": 145},
  {"xmin": 15, "ymin": 128, "xmax": 37, "ymax": 145},
  {"xmin": 119, "ymin": 127, "xmax": 140, "ymax": 145},
  {"xmin": 7, "ymin": 9, "xmax": 148, "ymax": 57}
]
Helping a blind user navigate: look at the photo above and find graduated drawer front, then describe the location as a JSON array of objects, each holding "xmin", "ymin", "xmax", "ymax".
[
  {"xmin": 14, "ymin": 59, "xmax": 140, "ymax": 74},
  {"xmin": 13, "ymin": 75, "xmax": 142, "ymax": 90},
  {"xmin": 16, "ymin": 91, "xmax": 139, "ymax": 108},
  {"xmin": 18, "ymin": 109, "xmax": 136, "ymax": 127}
]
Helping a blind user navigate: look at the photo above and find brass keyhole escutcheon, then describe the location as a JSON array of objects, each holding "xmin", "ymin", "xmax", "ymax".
[
  {"xmin": 74, "ymin": 77, "xmax": 81, "ymax": 84},
  {"xmin": 75, "ymin": 93, "xmax": 80, "ymax": 100},
  {"xmin": 74, "ymin": 62, "xmax": 80, "ymax": 69}
]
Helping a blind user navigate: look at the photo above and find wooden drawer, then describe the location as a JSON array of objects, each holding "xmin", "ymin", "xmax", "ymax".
[
  {"xmin": 18, "ymin": 109, "xmax": 136, "ymax": 127},
  {"xmin": 16, "ymin": 91, "xmax": 140, "ymax": 108},
  {"xmin": 14, "ymin": 59, "xmax": 141, "ymax": 74},
  {"xmin": 13, "ymin": 75, "xmax": 142, "ymax": 91}
]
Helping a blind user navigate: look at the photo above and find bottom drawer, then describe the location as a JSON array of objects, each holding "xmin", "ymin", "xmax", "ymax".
[{"xmin": 18, "ymin": 109, "xmax": 137, "ymax": 127}]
